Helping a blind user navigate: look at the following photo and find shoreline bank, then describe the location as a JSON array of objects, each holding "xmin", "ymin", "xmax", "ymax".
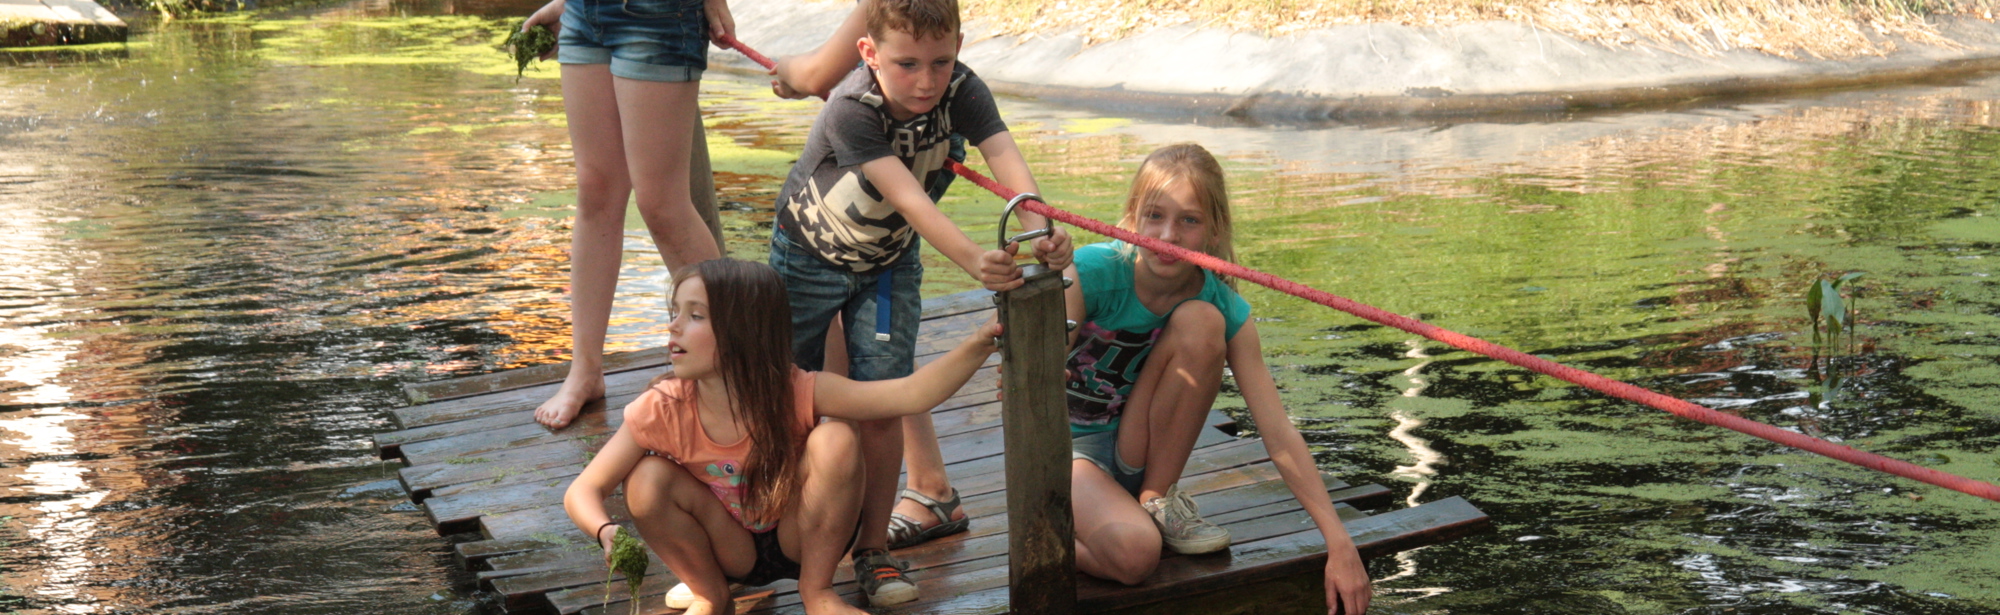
[{"xmin": 717, "ymin": 0, "xmax": 2000, "ymax": 118}]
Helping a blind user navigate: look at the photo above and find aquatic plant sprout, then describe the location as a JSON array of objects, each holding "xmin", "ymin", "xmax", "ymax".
[
  {"xmin": 599, "ymin": 527, "xmax": 649, "ymax": 615},
  {"xmin": 502, "ymin": 23, "xmax": 556, "ymax": 81},
  {"xmin": 1807, "ymin": 271, "xmax": 1864, "ymax": 353}
]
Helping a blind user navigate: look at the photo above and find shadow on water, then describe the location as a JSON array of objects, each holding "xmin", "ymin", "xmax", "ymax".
[{"xmin": 1, "ymin": 0, "xmax": 1997, "ymax": 613}]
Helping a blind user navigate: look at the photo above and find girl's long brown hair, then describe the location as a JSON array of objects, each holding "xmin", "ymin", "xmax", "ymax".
[{"xmin": 664, "ymin": 259, "xmax": 802, "ymax": 526}]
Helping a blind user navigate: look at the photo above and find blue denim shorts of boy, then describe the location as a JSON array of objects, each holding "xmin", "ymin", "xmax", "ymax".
[
  {"xmin": 557, "ymin": 0, "xmax": 707, "ymax": 82},
  {"xmin": 769, "ymin": 230, "xmax": 924, "ymax": 382},
  {"xmin": 1072, "ymin": 429, "xmax": 1145, "ymax": 497}
]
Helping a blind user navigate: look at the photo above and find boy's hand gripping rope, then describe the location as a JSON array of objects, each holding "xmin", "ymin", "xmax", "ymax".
[{"xmin": 718, "ymin": 37, "xmax": 2000, "ymax": 503}]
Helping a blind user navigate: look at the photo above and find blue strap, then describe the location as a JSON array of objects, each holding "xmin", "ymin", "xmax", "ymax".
[{"xmin": 874, "ymin": 268, "xmax": 894, "ymax": 342}]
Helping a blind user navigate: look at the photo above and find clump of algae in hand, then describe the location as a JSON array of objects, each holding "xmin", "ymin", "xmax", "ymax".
[
  {"xmin": 600, "ymin": 526, "xmax": 650, "ymax": 615},
  {"xmin": 501, "ymin": 21, "xmax": 556, "ymax": 81}
]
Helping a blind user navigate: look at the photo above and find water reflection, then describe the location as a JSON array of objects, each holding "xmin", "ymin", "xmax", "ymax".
[
  {"xmin": 1, "ymin": 3, "xmax": 1998, "ymax": 613},
  {"xmin": 0, "ymin": 153, "xmax": 100, "ymax": 614}
]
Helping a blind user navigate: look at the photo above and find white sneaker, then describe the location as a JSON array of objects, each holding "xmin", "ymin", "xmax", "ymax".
[
  {"xmin": 1142, "ymin": 484, "xmax": 1231, "ymax": 555},
  {"xmin": 663, "ymin": 581, "xmax": 745, "ymax": 610}
]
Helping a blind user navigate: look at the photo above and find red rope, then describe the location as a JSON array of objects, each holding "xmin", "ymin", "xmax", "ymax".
[
  {"xmin": 721, "ymin": 38, "xmax": 2000, "ymax": 503},
  {"xmin": 718, "ymin": 35, "xmax": 780, "ymax": 76},
  {"xmin": 947, "ymin": 160, "xmax": 2000, "ymax": 503}
]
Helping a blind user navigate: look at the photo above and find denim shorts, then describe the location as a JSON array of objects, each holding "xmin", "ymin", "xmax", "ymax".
[
  {"xmin": 557, "ymin": 0, "xmax": 707, "ymax": 82},
  {"xmin": 1072, "ymin": 428, "xmax": 1145, "ymax": 497},
  {"xmin": 768, "ymin": 230, "xmax": 924, "ymax": 382}
]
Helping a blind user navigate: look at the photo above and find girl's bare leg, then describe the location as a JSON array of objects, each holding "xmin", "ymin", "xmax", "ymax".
[
  {"xmin": 1072, "ymin": 459, "xmax": 1160, "ymax": 585},
  {"xmin": 779, "ymin": 421, "xmax": 871, "ymax": 615},
  {"xmin": 1115, "ymin": 301, "xmax": 1227, "ymax": 502},
  {"xmin": 537, "ymin": 64, "xmax": 629, "ymax": 430},
  {"xmin": 612, "ymin": 77, "xmax": 721, "ymax": 271},
  {"xmin": 625, "ymin": 456, "xmax": 758, "ymax": 615}
]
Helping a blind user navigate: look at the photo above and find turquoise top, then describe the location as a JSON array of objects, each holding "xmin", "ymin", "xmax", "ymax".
[{"xmin": 1065, "ymin": 242, "xmax": 1251, "ymax": 434}]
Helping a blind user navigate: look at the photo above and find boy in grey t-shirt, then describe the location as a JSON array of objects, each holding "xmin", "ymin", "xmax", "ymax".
[{"xmin": 765, "ymin": 0, "xmax": 1070, "ymax": 606}]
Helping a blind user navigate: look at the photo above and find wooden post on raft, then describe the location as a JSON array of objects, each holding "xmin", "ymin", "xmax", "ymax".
[{"xmin": 996, "ymin": 193, "xmax": 1077, "ymax": 615}]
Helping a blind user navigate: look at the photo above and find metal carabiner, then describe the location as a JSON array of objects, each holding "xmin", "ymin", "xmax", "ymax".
[{"xmin": 997, "ymin": 192, "xmax": 1054, "ymax": 278}]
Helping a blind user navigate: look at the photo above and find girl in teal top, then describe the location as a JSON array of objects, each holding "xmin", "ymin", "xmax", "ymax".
[{"xmin": 1061, "ymin": 143, "xmax": 1372, "ymax": 614}]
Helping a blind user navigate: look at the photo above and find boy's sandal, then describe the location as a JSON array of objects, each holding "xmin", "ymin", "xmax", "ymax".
[{"xmin": 886, "ymin": 487, "xmax": 971, "ymax": 550}]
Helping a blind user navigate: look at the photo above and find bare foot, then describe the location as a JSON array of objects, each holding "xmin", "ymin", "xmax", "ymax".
[
  {"xmin": 535, "ymin": 372, "xmax": 603, "ymax": 430},
  {"xmin": 801, "ymin": 591, "xmax": 870, "ymax": 615}
]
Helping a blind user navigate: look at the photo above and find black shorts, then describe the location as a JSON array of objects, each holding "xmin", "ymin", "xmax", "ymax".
[{"xmin": 725, "ymin": 520, "xmax": 863, "ymax": 587}]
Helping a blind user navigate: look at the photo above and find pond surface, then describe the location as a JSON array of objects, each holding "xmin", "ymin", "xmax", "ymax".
[{"xmin": 2, "ymin": 2, "xmax": 1998, "ymax": 613}]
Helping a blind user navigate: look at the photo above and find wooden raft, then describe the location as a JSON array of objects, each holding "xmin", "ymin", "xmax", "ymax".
[{"xmin": 374, "ymin": 288, "xmax": 1490, "ymax": 615}]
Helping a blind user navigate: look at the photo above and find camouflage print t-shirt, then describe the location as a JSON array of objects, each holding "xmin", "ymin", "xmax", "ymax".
[{"xmin": 775, "ymin": 63, "xmax": 1007, "ymax": 273}]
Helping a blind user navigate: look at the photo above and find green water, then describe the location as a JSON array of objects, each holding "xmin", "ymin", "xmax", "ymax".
[{"xmin": 1, "ymin": 2, "xmax": 1996, "ymax": 613}]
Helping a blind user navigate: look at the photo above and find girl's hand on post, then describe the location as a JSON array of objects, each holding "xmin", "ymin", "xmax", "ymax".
[
  {"xmin": 525, "ymin": 0, "xmax": 564, "ymax": 60},
  {"xmin": 978, "ymin": 244, "xmax": 1024, "ymax": 292},
  {"xmin": 1324, "ymin": 545, "xmax": 1371, "ymax": 614},
  {"xmin": 1033, "ymin": 227, "xmax": 1073, "ymax": 271},
  {"xmin": 705, "ymin": 0, "xmax": 735, "ymax": 47},
  {"xmin": 970, "ymin": 319, "xmax": 1003, "ymax": 354}
]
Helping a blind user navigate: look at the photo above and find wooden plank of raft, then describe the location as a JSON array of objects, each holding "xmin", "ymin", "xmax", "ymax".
[
  {"xmin": 384, "ymin": 321, "xmax": 991, "ymax": 442},
  {"xmin": 686, "ymin": 494, "xmax": 1383, "ymax": 615},
  {"xmin": 384, "ymin": 355, "xmax": 996, "ymax": 466},
  {"xmin": 388, "ymin": 366, "xmax": 659, "ymax": 431},
  {"xmin": 455, "ymin": 435, "xmax": 1258, "ymax": 573},
  {"xmin": 515, "ymin": 437, "xmax": 1275, "ymax": 612},
  {"xmin": 401, "ymin": 347, "xmax": 670, "ymax": 406},
  {"xmin": 401, "ymin": 290, "xmax": 994, "ymax": 404},
  {"xmin": 725, "ymin": 485, "xmax": 1393, "ymax": 615},
  {"xmin": 1075, "ymin": 496, "xmax": 1490, "ymax": 613},
  {"xmin": 554, "ymin": 478, "xmax": 1377, "ymax": 615},
  {"xmin": 808, "ymin": 497, "xmax": 1483, "ymax": 615}
]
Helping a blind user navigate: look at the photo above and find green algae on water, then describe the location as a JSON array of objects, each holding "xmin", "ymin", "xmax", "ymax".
[
  {"xmin": 601, "ymin": 527, "xmax": 648, "ymax": 615},
  {"xmin": 502, "ymin": 22, "xmax": 555, "ymax": 81}
]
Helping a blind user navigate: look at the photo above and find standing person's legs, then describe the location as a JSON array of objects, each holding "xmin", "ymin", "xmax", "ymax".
[
  {"xmin": 537, "ymin": 63, "xmax": 630, "ymax": 430},
  {"xmin": 1115, "ymin": 301, "xmax": 1227, "ymax": 502},
  {"xmin": 888, "ymin": 135, "xmax": 970, "ymax": 548},
  {"xmin": 839, "ymin": 253, "xmax": 924, "ymax": 605},
  {"xmin": 687, "ymin": 118, "xmax": 727, "ymax": 254},
  {"xmin": 537, "ymin": 0, "xmax": 724, "ymax": 430},
  {"xmin": 617, "ymin": 77, "xmax": 721, "ymax": 270}
]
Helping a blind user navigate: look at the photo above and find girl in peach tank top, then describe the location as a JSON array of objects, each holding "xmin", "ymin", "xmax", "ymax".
[{"xmin": 562, "ymin": 259, "xmax": 1001, "ymax": 615}]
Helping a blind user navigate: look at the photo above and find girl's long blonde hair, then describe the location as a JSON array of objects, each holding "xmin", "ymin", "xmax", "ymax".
[
  {"xmin": 656, "ymin": 259, "xmax": 801, "ymax": 526},
  {"xmin": 1117, "ymin": 143, "xmax": 1236, "ymax": 287}
]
